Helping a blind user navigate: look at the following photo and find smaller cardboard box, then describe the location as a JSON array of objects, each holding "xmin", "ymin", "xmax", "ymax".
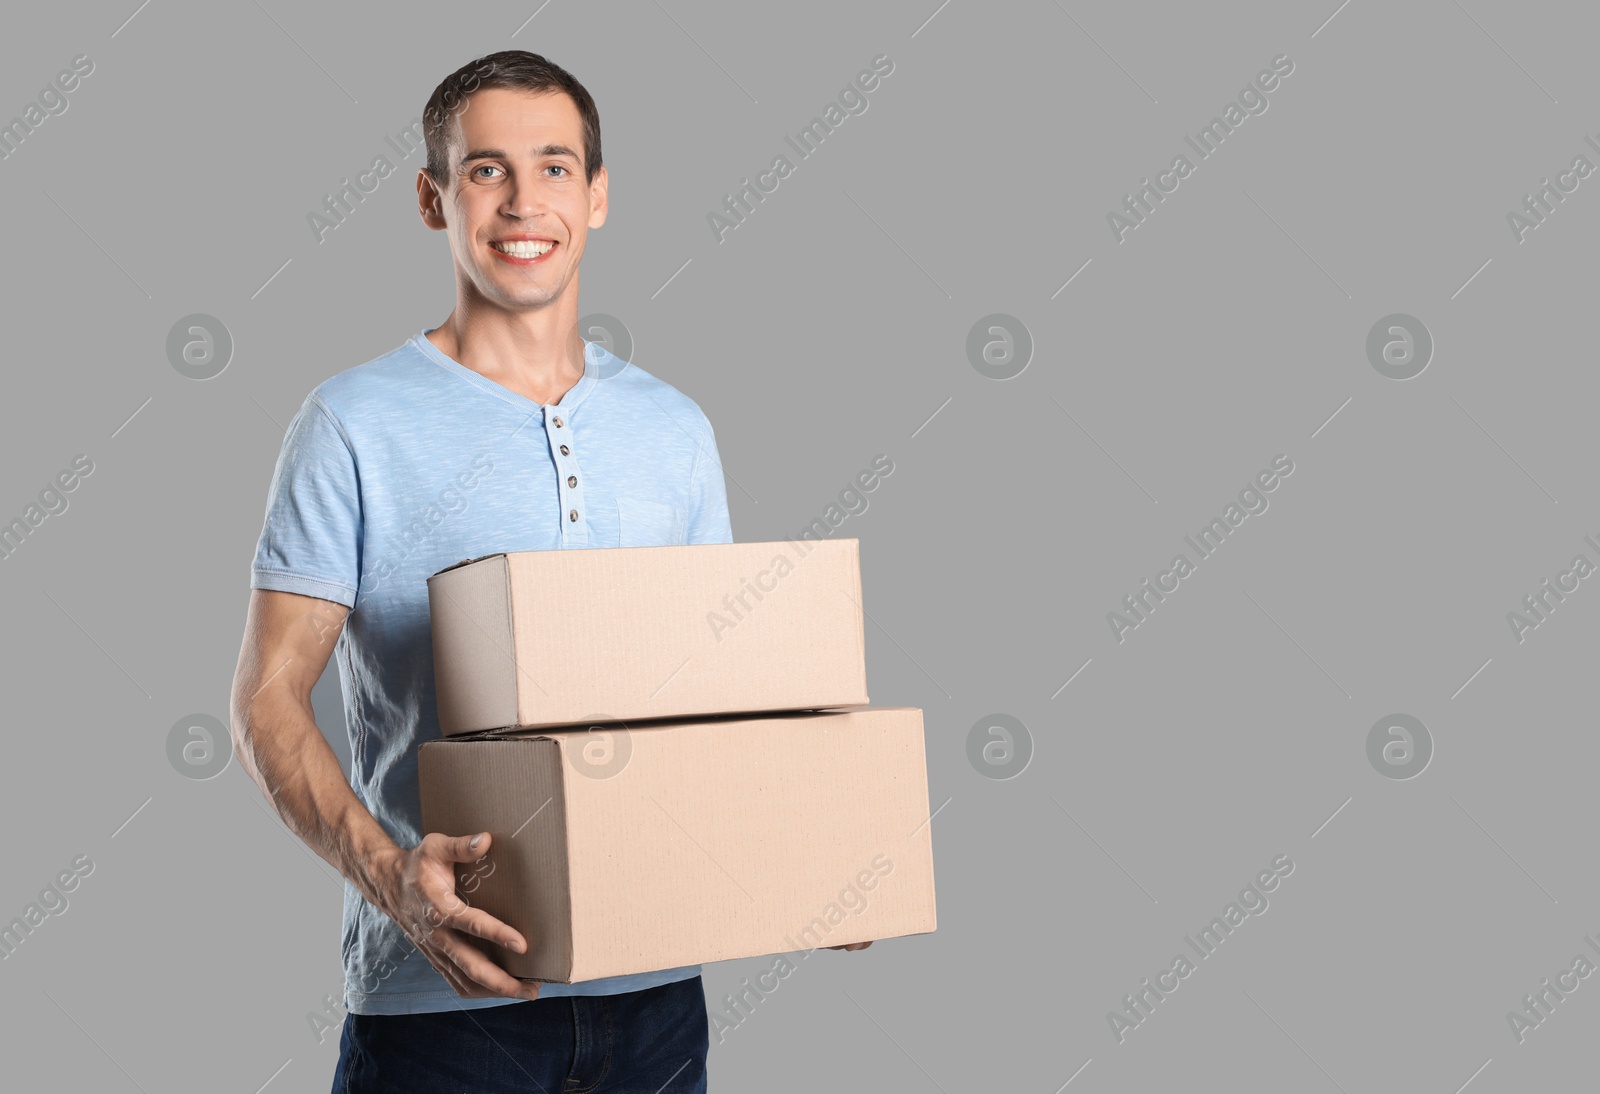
[
  {"xmin": 417, "ymin": 706, "xmax": 937, "ymax": 983},
  {"xmin": 428, "ymin": 538, "xmax": 869, "ymax": 735}
]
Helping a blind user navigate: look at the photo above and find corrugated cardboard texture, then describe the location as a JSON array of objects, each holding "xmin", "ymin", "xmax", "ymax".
[
  {"xmin": 426, "ymin": 555, "xmax": 519, "ymax": 735},
  {"xmin": 417, "ymin": 707, "xmax": 936, "ymax": 984},
  {"xmin": 417, "ymin": 736, "xmax": 574, "ymax": 978},
  {"xmin": 428, "ymin": 539, "xmax": 870, "ymax": 735}
]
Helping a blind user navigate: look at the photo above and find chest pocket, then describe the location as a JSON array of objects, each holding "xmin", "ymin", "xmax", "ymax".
[{"xmin": 616, "ymin": 496, "xmax": 688, "ymax": 547}]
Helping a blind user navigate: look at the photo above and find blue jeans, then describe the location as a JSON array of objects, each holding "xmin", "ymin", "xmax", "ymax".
[{"xmin": 331, "ymin": 974, "xmax": 709, "ymax": 1093}]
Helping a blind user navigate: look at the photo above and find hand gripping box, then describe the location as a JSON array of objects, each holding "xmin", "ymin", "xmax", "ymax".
[
  {"xmin": 427, "ymin": 538, "xmax": 869, "ymax": 735},
  {"xmin": 417, "ymin": 706, "xmax": 937, "ymax": 983}
]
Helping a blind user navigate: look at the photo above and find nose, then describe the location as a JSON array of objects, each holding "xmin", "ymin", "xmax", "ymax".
[{"xmin": 502, "ymin": 173, "xmax": 544, "ymax": 220}]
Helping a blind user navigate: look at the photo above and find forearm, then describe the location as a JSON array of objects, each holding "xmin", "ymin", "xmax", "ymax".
[{"xmin": 232, "ymin": 688, "xmax": 402, "ymax": 914}]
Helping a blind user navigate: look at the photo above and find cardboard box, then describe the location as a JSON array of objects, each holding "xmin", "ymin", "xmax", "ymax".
[
  {"xmin": 428, "ymin": 539, "xmax": 869, "ymax": 735},
  {"xmin": 417, "ymin": 706, "xmax": 937, "ymax": 983}
]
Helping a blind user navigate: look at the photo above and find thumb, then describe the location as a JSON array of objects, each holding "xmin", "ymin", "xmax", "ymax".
[{"xmin": 433, "ymin": 831, "xmax": 490, "ymax": 863}]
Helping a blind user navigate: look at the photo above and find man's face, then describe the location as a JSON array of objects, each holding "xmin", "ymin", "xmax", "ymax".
[{"xmin": 421, "ymin": 87, "xmax": 607, "ymax": 310}]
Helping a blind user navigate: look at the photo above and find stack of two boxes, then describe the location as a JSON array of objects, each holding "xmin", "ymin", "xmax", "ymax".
[{"xmin": 418, "ymin": 538, "xmax": 937, "ymax": 985}]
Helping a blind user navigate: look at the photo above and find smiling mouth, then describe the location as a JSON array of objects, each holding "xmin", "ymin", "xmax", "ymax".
[{"xmin": 491, "ymin": 239, "xmax": 557, "ymax": 260}]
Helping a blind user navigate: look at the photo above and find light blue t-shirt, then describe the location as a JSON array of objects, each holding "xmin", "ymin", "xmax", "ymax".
[{"xmin": 250, "ymin": 329, "xmax": 733, "ymax": 1015}]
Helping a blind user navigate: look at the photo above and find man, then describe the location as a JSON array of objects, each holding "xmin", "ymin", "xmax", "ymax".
[{"xmin": 232, "ymin": 50, "xmax": 867, "ymax": 1093}]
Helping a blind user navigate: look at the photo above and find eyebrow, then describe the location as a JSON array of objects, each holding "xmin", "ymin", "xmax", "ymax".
[{"xmin": 458, "ymin": 144, "xmax": 582, "ymax": 169}]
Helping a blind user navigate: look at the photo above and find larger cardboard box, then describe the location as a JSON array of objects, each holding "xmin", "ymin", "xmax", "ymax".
[
  {"xmin": 428, "ymin": 538, "xmax": 870, "ymax": 735},
  {"xmin": 417, "ymin": 706, "xmax": 937, "ymax": 983}
]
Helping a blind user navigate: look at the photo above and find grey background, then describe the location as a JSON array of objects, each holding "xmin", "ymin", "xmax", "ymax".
[{"xmin": 1, "ymin": 0, "xmax": 1595, "ymax": 1090}]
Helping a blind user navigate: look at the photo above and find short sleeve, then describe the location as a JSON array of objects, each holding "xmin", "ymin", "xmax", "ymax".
[
  {"xmin": 250, "ymin": 392, "xmax": 363, "ymax": 608},
  {"xmin": 686, "ymin": 416, "xmax": 733, "ymax": 545}
]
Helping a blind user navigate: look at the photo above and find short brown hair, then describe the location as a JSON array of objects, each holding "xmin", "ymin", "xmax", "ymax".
[{"xmin": 423, "ymin": 51, "xmax": 602, "ymax": 187}]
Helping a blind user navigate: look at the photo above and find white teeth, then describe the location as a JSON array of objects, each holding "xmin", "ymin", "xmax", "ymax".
[{"xmin": 493, "ymin": 240, "xmax": 554, "ymax": 257}]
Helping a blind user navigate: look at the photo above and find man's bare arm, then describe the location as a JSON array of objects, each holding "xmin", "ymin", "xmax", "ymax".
[
  {"xmin": 229, "ymin": 588, "xmax": 539, "ymax": 1000},
  {"xmin": 229, "ymin": 589, "xmax": 388, "ymax": 900}
]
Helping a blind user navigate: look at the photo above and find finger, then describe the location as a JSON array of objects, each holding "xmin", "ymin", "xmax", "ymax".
[
  {"xmin": 422, "ymin": 896, "xmax": 528, "ymax": 956},
  {"xmin": 444, "ymin": 969, "xmax": 489, "ymax": 998},
  {"xmin": 422, "ymin": 830, "xmax": 493, "ymax": 865},
  {"xmin": 400, "ymin": 912, "xmax": 505, "ymax": 1000},
  {"xmin": 422, "ymin": 933, "xmax": 495, "ymax": 998},
  {"xmin": 439, "ymin": 932, "xmax": 541, "ymax": 1000},
  {"xmin": 454, "ymin": 943, "xmax": 540, "ymax": 1001},
  {"xmin": 422, "ymin": 944, "xmax": 485, "ymax": 998}
]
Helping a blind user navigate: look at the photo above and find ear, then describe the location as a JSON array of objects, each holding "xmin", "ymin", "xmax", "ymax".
[
  {"xmin": 418, "ymin": 168, "xmax": 447, "ymax": 231},
  {"xmin": 587, "ymin": 164, "xmax": 609, "ymax": 229}
]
